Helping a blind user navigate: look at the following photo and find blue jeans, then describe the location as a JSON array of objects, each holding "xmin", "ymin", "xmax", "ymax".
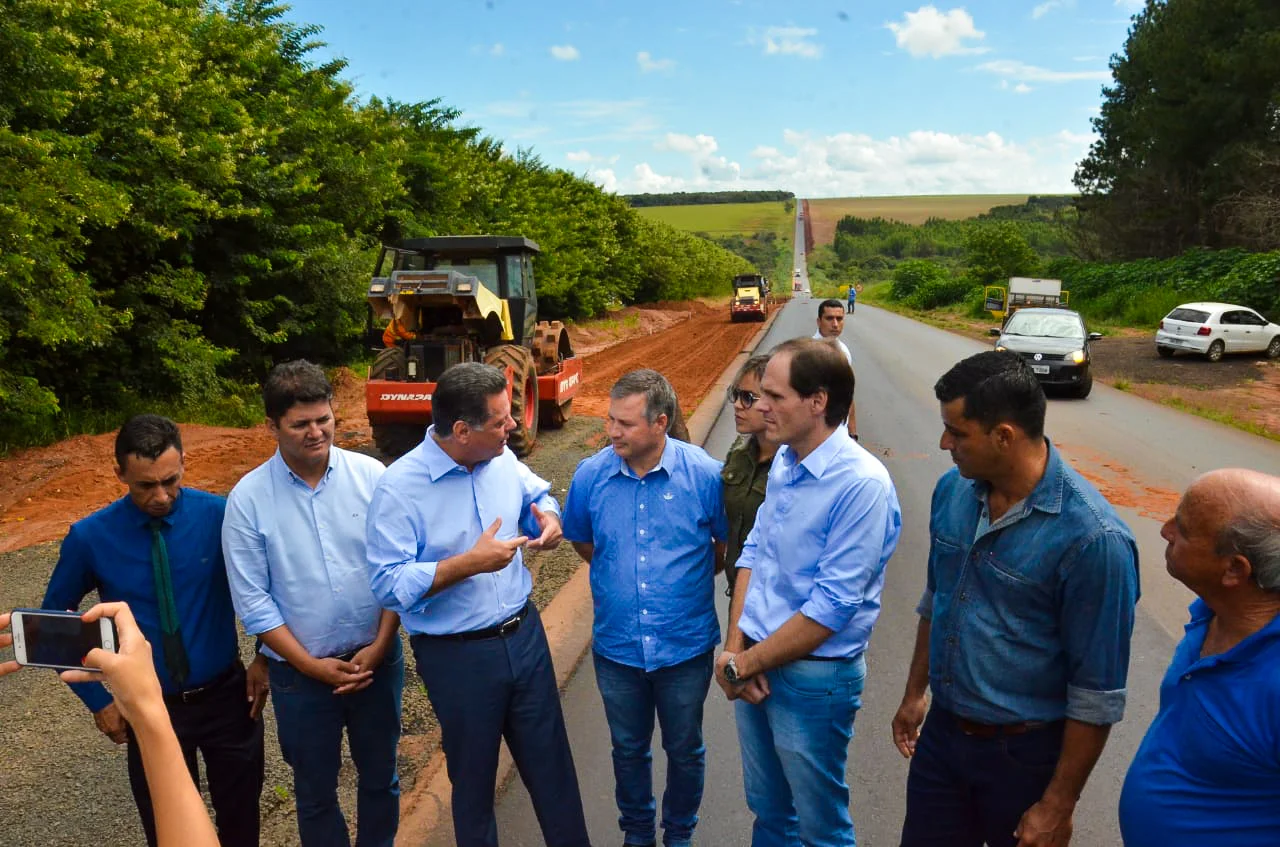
[
  {"xmin": 735, "ymin": 653, "xmax": 867, "ymax": 847},
  {"xmin": 900, "ymin": 708, "xmax": 1064, "ymax": 847},
  {"xmin": 593, "ymin": 649, "xmax": 715, "ymax": 847},
  {"xmin": 268, "ymin": 640, "xmax": 404, "ymax": 847}
]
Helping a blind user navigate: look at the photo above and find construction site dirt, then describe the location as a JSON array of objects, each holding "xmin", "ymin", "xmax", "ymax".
[{"xmin": 0, "ymin": 298, "xmax": 761, "ymax": 847}]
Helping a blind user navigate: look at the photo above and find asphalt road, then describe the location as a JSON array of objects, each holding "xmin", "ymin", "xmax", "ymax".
[{"xmin": 485, "ymin": 227, "xmax": 1280, "ymax": 845}]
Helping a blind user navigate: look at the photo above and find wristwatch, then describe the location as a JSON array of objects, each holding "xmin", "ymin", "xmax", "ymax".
[{"xmin": 724, "ymin": 654, "xmax": 746, "ymax": 685}]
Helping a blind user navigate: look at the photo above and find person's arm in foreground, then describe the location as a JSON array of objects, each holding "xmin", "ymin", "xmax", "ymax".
[
  {"xmin": 892, "ymin": 615, "xmax": 932, "ymax": 758},
  {"xmin": 58, "ymin": 603, "xmax": 220, "ymax": 847}
]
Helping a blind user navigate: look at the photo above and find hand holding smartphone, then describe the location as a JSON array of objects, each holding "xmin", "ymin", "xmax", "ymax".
[{"xmin": 9, "ymin": 608, "xmax": 118, "ymax": 671}]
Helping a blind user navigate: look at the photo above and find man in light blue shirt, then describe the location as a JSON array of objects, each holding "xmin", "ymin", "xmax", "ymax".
[
  {"xmin": 563, "ymin": 369, "xmax": 727, "ymax": 847},
  {"xmin": 223, "ymin": 361, "xmax": 403, "ymax": 847},
  {"xmin": 366, "ymin": 362, "xmax": 589, "ymax": 847},
  {"xmin": 717, "ymin": 338, "xmax": 901, "ymax": 847}
]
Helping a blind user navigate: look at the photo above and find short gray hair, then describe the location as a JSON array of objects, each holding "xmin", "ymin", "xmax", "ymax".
[
  {"xmin": 433, "ymin": 362, "xmax": 508, "ymax": 435},
  {"xmin": 1217, "ymin": 508, "xmax": 1280, "ymax": 591},
  {"xmin": 610, "ymin": 369, "xmax": 677, "ymax": 430}
]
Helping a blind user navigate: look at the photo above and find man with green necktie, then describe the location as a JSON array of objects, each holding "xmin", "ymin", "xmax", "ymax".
[{"xmin": 42, "ymin": 414, "xmax": 268, "ymax": 847}]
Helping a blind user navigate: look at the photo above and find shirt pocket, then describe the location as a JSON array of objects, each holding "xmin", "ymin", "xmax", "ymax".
[
  {"xmin": 929, "ymin": 536, "xmax": 966, "ymax": 598},
  {"xmin": 973, "ymin": 550, "xmax": 1054, "ymax": 638}
]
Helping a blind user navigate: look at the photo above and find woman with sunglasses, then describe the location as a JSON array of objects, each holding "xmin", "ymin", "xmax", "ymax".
[{"xmin": 720, "ymin": 355, "xmax": 780, "ymax": 599}]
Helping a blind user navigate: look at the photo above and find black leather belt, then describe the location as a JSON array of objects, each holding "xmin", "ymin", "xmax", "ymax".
[
  {"xmin": 742, "ymin": 635, "xmax": 853, "ymax": 662},
  {"xmin": 428, "ymin": 602, "xmax": 531, "ymax": 642},
  {"xmin": 164, "ymin": 662, "xmax": 241, "ymax": 706}
]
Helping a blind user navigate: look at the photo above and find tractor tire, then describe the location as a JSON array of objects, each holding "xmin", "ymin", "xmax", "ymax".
[
  {"xmin": 368, "ymin": 347, "xmax": 426, "ymax": 459},
  {"xmin": 485, "ymin": 344, "xmax": 539, "ymax": 457},
  {"xmin": 532, "ymin": 320, "xmax": 574, "ymax": 375},
  {"xmin": 539, "ymin": 398, "xmax": 573, "ymax": 429}
]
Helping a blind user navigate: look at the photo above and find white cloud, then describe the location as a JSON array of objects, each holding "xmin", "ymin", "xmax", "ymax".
[
  {"xmin": 1032, "ymin": 0, "xmax": 1071, "ymax": 18},
  {"xmin": 550, "ymin": 44, "xmax": 581, "ymax": 61},
  {"xmin": 886, "ymin": 6, "xmax": 987, "ymax": 58},
  {"xmin": 657, "ymin": 133, "xmax": 742, "ymax": 180},
  {"xmin": 637, "ymin": 51, "xmax": 676, "ymax": 72},
  {"xmin": 607, "ymin": 127, "xmax": 1094, "ymax": 196},
  {"xmin": 1015, "ymin": 82, "xmax": 1033, "ymax": 94},
  {"xmin": 490, "ymin": 43, "xmax": 505, "ymax": 57},
  {"xmin": 1115, "ymin": 0, "xmax": 1144, "ymax": 9},
  {"xmin": 566, "ymin": 150, "xmax": 593, "ymax": 163},
  {"xmin": 756, "ymin": 26, "xmax": 823, "ymax": 59},
  {"xmin": 978, "ymin": 59, "xmax": 1109, "ymax": 82},
  {"xmin": 588, "ymin": 167, "xmax": 619, "ymax": 193}
]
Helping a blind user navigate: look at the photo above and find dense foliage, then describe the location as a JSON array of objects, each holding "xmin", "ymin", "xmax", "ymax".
[
  {"xmin": 0, "ymin": 0, "xmax": 751, "ymax": 448},
  {"xmin": 625, "ymin": 190, "xmax": 795, "ymax": 207},
  {"xmin": 1075, "ymin": 0, "xmax": 1280, "ymax": 257}
]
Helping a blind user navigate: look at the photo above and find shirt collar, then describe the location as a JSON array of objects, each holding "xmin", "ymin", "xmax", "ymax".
[
  {"xmin": 271, "ymin": 447, "xmax": 338, "ymax": 486},
  {"xmin": 778, "ymin": 427, "xmax": 848, "ymax": 482},
  {"xmin": 609, "ymin": 436, "xmax": 675, "ymax": 480},
  {"xmin": 967, "ymin": 438, "xmax": 1066, "ymax": 516},
  {"xmin": 421, "ymin": 426, "xmax": 472, "ymax": 481},
  {"xmin": 126, "ymin": 488, "xmax": 185, "ymax": 528},
  {"xmin": 1184, "ymin": 598, "xmax": 1280, "ymax": 662}
]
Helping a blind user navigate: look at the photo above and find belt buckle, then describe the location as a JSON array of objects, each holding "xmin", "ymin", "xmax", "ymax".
[
  {"xmin": 179, "ymin": 684, "xmax": 208, "ymax": 704},
  {"xmin": 497, "ymin": 612, "xmax": 522, "ymax": 637}
]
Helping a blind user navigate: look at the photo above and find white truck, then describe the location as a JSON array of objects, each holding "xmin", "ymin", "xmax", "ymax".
[{"xmin": 984, "ymin": 277, "xmax": 1069, "ymax": 323}]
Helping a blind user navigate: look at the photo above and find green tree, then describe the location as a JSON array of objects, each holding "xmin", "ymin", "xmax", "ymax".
[{"xmin": 963, "ymin": 222, "xmax": 1041, "ymax": 286}]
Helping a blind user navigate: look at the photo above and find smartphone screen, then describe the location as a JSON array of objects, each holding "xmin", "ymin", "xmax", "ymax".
[{"xmin": 17, "ymin": 612, "xmax": 111, "ymax": 670}]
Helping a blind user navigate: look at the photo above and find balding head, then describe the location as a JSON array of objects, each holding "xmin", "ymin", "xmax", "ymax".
[{"xmin": 1170, "ymin": 469, "xmax": 1280, "ymax": 594}]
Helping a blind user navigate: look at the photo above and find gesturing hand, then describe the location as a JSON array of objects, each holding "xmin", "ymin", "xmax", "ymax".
[
  {"xmin": 526, "ymin": 505, "xmax": 563, "ymax": 552},
  {"xmin": 472, "ymin": 518, "xmax": 529, "ymax": 573}
]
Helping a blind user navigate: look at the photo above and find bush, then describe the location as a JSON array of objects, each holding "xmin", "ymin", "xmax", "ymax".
[
  {"xmin": 890, "ymin": 259, "xmax": 950, "ymax": 301},
  {"xmin": 907, "ymin": 275, "xmax": 977, "ymax": 310}
]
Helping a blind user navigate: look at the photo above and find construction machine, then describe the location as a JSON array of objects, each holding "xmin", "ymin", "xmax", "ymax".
[
  {"xmin": 984, "ymin": 277, "xmax": 1070, "ymax": 325},
  {"xmin": 729, "ymin": 274, "xmax": 769, "ymax": 322},
  {"xmin": 364, "ymin": 236, "xmax": 580, "ymax": 459}
]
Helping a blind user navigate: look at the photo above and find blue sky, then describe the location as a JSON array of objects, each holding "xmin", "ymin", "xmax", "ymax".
[{"xmin": 283, "ymin": 0, "xmax": 1145, "ymax": 197}]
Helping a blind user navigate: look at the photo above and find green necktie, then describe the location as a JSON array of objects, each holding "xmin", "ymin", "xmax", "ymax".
[{"xmin": 149, "ymin": 518, "xmax": 190, "ymax": 688}]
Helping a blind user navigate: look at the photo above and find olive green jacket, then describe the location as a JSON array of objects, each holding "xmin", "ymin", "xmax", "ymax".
[{"xmin": 720, "ymin": 435, "xmax": 773, "ymax": 596}]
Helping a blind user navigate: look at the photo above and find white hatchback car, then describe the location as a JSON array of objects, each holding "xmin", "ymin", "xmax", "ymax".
[{"xmin": 1155, "ymin": 302, "xmax": 1280, "ymax": 362}]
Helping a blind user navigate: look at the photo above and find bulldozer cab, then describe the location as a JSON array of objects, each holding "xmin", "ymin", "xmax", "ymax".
[{"xmin": 368, "ymin": 236, "xmax": 541, "ymax": 348}]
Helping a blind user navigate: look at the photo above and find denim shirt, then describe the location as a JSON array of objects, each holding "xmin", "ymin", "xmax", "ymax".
[{"xmin": 918, "ymin": 441, "xmax": 1140, "ymax": 725}]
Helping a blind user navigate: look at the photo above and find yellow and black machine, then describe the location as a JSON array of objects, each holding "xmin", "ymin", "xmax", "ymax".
[{"xmin": 984, "ymin": 276, "xmax": 1070, "ymax": 324}]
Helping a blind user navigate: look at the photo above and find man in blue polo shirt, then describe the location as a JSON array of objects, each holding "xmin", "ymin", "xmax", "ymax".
[
  {"xmin": 716, "ymin": 338, "xmax": 901, "ymax": 847},
  {"xmin": 564, "ymin": 368, "xmax": 727, "ymax": 847},
  {"xmin": 1119, "ymin": 468, "xmax": 1280, "ymax": 846},
  {"xmin": 43, "ymin": 414, "xmax": 268, "ymax": 847}
]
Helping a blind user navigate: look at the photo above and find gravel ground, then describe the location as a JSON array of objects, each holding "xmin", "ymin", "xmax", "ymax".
[{"xmin": 0, "ymin": 413, "xmax": 606, "ymax": 846}]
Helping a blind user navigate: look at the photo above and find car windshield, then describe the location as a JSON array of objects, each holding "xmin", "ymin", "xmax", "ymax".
[
  {"xmin": 1004, "ymin": 313, "xmax": 1083, "ymax": 338},
  {"xmin": 1166, "ymin": 307, "xmax": 1210, "ymax": 323}
]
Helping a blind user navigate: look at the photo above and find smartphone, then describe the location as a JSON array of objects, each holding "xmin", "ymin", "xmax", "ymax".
[{"xmin": 9, "ymin": 609, "xmax": 117, "ymax": 672}]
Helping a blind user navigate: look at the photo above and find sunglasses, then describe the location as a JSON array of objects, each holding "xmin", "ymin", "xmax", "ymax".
[{"xmin": 727, "ymin": 387, "xmax": 762, "ymax": 408}]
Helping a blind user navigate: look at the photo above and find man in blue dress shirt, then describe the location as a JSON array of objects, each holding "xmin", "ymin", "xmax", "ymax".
[
  {"xmin": 563, "ymin": 369, "xmax": 728, "ymax": 847},
  {"xmin": 1119, "ymin": 469, "xmax": 1280, "ymax": 846},
  {"xmin": 716, "ymin": 338, "xmax": 901, "ymax": 847},
  {"xmin": 893, "ymin": 351, "xmax": 1139, "ymax": 847},
  {"xmin": 366, "ymin": 362, "xmax": 589, "ymax": 847},
  {"xmin": 223, "ymin": 361, "xmax": 403, "ymax": 847},
  {"xmin": 43, "ymin": 414, "xmax": 268, "ymax": 847}
]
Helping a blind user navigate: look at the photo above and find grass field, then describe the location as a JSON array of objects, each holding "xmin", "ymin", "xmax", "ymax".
[
  {"xmin": 806, "ymin": 194, "xmax": 1034, "ymax": 244},
  {"xmin": 636, "ymin": 201, "xmax": 795, "ymax": 236}
]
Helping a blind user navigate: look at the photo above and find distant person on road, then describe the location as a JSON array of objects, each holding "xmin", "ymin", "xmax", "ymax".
[
  {"xmin": 222, "ymin": 360, "xmax": 403, "ymax": 847},
  {"xmin": 716, "ymin": 338, "xmax": 901, "ymax": 847},
  {"xmin": 847, "ymin": 284, "xmax": 857, "ymax": 314},
  {"xmin": 41, "ymin": 414, "xmax": 267, "ymax": 847},
  {"xmin": 563, "ymin": 369, "xmax": 727, "ymax": 847},
  {"xmin": 893, "ymin": 350, "xmax": 1140, "ymax": 847},
  {"xmin": 721, "ymin": 355, "xmax": 780, "ymax": 599},
  {"xmin": 3, "ymin": 603, "xmax": 224, "ymax": 847},
  {"xmin": 366, "ymin": 362, "xmax": 589, "ymax": 847},
  {"xmin": 812, "ymin": 299, "xmax": 859, "ymax": 440},
  {"xmin": 1118, "ymin": 469, "xmax": 1280, "ymax": 847}
]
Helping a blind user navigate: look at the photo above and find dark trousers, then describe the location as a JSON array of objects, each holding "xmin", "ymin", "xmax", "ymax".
[
  {"xmin": 900, "ymin": 708, "xmax": 1064, "ymax": 847},
  {"xmin": 410, "ymin": 605, "xmax": 590, "ymax": 847},
  {"xmin": 126, "ymin": 664, "xmax": 265, "ymax": 847}
]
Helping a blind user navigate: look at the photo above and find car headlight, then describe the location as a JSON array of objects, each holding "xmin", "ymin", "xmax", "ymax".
[
  {"xmin": 1069, "ymin": 349, "xmax": 1086, "ymax": 364},
  {"xmin": 995, "ymin": 344, "xmax": 1007, "ymax": 352}
]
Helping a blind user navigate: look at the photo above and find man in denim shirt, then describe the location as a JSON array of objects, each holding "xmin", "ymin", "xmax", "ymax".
[
  {"xmin": 893, "ymin": 351, "xmax": 1139, "ymax": 847},
  {"xmin": 564, "ymin": 369, "xmax": 727, "ymax": 847}
]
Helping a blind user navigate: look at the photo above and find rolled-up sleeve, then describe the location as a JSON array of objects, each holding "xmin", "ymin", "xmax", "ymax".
[
  {"xmin": 366, "ymin": 485, "xmax": 438, "ymax": 614},
  {"xmin": 1060, "ymin": 530, "xmax": 1140, "ymax": 725},
  {"xmin": 561, "ymin": 461, "xmax": 593, "ymax": 543},
  {"xmin": 221, "ymin": 490, "xmax": 286, "ymax": 636},
  {"xmin": 800, "ymin": 478, "xmax": 895, "ymax": 632}
]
